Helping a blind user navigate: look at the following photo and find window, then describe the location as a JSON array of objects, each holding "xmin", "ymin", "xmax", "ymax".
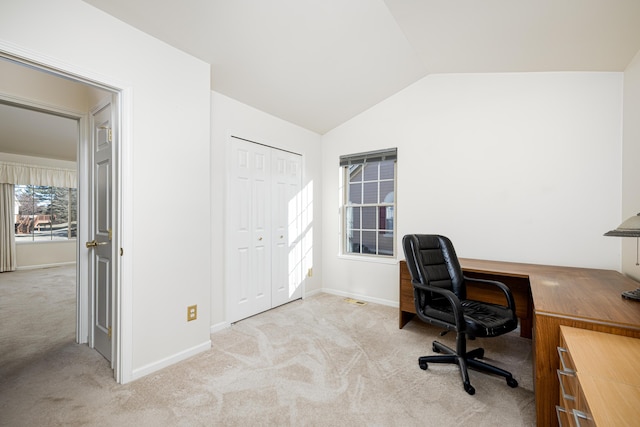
[
  {"xmin": 341, "ymin": 148, "xmax": 396, "ymax": 257},
  {"xmin": 14, "ymin": 184, "xmax": 77, "ymax": 242}
]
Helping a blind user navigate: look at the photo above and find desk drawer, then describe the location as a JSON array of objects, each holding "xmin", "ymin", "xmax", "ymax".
[
  {"xmin": 558, "ymin": 332, "xmax": 595, "ymax": 426},
  {"xmin": 555, "ymin": 327, "xmax": 640, "ymax": 427}
]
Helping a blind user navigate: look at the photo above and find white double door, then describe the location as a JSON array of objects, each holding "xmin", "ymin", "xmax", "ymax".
[{"xmin": 227, "ymin": 137, "xmax": 303, "ymax": 323}]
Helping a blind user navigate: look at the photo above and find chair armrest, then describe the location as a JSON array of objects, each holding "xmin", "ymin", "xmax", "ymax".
[
  {"xmin": 463, "ymin": 276, "xmax": 516, "ymax": 312},
  {"xmin": 412, "ymin": 280, "xmax": 465, "ymax": 329}
]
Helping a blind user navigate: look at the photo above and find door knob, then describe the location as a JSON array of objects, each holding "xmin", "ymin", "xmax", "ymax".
[{"xmin": 86, "ymin": 240, "xmax": 108, "ymax": 248}]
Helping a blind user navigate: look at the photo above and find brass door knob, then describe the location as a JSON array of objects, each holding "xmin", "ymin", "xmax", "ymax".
[{"xmin": 86, "ymin": 240, "xmax": 108, "ymax": 248}]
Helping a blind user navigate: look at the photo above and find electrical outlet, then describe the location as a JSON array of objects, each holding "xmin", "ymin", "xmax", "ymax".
[
  {"xmin": 187, "ymin": 305, "xmax": 197, "ymax": 321},
  {"xmin": 308, "ymin": 268, "xmax": 313, "ymax": 277}
]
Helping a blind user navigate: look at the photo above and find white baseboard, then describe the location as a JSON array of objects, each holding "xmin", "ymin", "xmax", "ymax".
[
  {"xmin": 303, "ymin": 288, "xmax": 323, "ymax": 298},
  {"xmin": 16, "ymin": 261, "xmax": 76, "ymax": 271},
  {"xmin": 210, "ymin": 321, "xmax": 230, "ymax": 334},
  {"xmin": 320, "ymin": 288, "xmax": 399, "ymax": 308},
  {"xmin": 131, "ymin": 340, "xmax": 211, "ymax": 381},
  {"xmin": 207, "ymin": 288, "xmax": 397, "ymax": 335}
]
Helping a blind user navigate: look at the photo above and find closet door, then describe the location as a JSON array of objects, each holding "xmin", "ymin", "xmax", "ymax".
[
  {"xmin": 271, "ymin": 150, "xmax": 303, "ymax": 307},
  {"xmin": 227, "ymin": 138, "xmax": 272, "ymax": 323}
]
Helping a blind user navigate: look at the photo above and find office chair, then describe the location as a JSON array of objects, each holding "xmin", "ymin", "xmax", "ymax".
[{"xmin": 402, "ymin": 234, "xmax": 519, "ymax": 395}]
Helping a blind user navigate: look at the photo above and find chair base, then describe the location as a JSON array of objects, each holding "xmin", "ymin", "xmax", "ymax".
[{"xmin": 418, "ymin": 340, "xmax": 518, "ymax": 395}]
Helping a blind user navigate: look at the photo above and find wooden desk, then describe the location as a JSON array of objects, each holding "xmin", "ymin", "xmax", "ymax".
[
  {"xmin": 399, "ymin": 260, "xmax": 533, "ymax": 338},
  {"xmin": 559, "ymin": 326, "xmax": 640, "ymax": 426},
  {"xmin": 398, "ymin": 259, "xmax": 640, "ymax": 427}
]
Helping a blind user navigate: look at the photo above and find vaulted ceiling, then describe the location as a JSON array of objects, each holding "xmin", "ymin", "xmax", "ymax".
[
  {"xmin": 82, "ymin": 0, "xmax": 640, "ymax": 134},
  {"xmin": 4, "ymin": 1, "xmax": 640, "ymax": 163}
]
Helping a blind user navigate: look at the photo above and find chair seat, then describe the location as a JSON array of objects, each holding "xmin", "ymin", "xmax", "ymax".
[{"xmin": 422, "ymin": 300, "xmax": 518, "ymax": 337}]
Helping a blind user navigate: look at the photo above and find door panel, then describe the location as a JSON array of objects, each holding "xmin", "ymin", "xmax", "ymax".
[
  {"xmin": 271, "ymin": 156, "xmax": 289, "ymax": 306},
  {"xmin": 272, "ymin": 151, "xmax": 302, "ymax": 307},
  {"xmin": 96, "ymin": 160, "xmax": 110, "ymax": 231},
  {"xmin": 253, "ymin": 162, "xmax": 269, "ymax": 304},
  {"xmin": 227, "ymin": 139, "xmax": 272, "ymax": 323},
  {"xmin": 237, "ymin": 248, "xmax": 249, "ymax": 304},
  {"xmin": 90, "ymin": 101, "xmax": 114, "ymax": 362},
  {"xmin": 272, "ymin": 177, "xmax": 287, "ymax": 298},
  {"xmin": 95, "ymin": 256, "xmax": 110, "ymax": 338}
]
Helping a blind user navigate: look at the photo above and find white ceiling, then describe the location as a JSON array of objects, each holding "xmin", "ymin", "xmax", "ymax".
[
  {"xmin": 0, "ymin": 102, "xmax": 79, "ymax": 162},
  {"xmin": 0, "ymin": 56, "xmax": 107, "ymax": 163},
  {"xmin": 81, "ymin": 0, "xmax": 640, "ymax": 134}
]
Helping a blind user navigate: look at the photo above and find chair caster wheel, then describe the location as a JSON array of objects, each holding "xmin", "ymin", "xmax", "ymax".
[
  {"xmin": 507, "ymin": 377, "xmax": 518, "ymax": 388},
  {"xmin": 464, "ymin": 383, "xmax": 475, "ymax": 395},
  {"xmin": 432, "ymin": 344, "xmax": 440, "ymax": 353},
  {"xmin": 419, "ymin": 361, "xmax": 428, "ymax": 370}
]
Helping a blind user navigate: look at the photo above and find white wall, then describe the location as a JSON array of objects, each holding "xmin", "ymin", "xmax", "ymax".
[
  {"xmin": 15, "ymin": 242, "xmax": 75, "ymax": 268},
  {"xmin": 210, "ymin": 92, "xmax": 322, "ymax": 329},
  {"xmin": 623, "ymin": 51, "xmax": 640, "ymax": 281},
  {"xmin": 322, "ymin": 72, "xmax": 624, "ymax": 305},
  {"xmin": 0, "ymin": 0, "xmax": 211, "ymax": 381}
]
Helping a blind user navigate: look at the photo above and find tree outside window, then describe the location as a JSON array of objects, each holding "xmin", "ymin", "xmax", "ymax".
[{"xmin": 14, "ymin": 184, "xmax": 77, "ymax": 241}]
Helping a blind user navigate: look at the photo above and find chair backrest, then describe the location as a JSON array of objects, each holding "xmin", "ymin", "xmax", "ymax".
[{"xmin": 402, "ymin": 234, "xmax": 467, "ymax": 300}]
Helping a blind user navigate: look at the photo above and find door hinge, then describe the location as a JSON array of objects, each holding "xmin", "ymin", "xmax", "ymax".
[
  {"xmin": 108, "ymin": 228, "xmax": 112, "ymax": 241},
  {"xmin": 108, "ymin": 326, "xmax": 112, "ymax": 339},
  {"xmin": 99, "ymin": 126, "xmax": 112, "ymax": 143}
]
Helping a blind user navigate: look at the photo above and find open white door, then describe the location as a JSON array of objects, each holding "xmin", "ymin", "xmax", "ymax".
[{"xmin": 88, "ymin": 98, "xmax": 115, "ymax": 363}]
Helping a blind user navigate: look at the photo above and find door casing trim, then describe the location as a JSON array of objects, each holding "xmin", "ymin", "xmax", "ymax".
[{"xmin": 0, "ymin": 41, "xmax": 133, "ymax": 384}]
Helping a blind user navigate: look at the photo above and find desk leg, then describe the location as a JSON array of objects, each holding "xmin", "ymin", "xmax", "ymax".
[
  {"xmin": 520, "ymin": 316, "xmax": 533, "ymax": 339},
  {"xmin": 399, "ymin": 310, "xmax": 415, "ymax": 329}
]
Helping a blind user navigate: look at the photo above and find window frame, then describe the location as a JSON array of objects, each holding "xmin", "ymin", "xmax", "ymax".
[
  {"xmin": 340, "ymin": 148, "xmax": 397, "ymax": 260},
  {"xmin": 14, "ymin": 184, "xmax": 77, "ymax": 243}
]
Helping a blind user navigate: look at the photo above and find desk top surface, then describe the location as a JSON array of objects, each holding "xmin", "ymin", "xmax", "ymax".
[{"xmin": 459, "ymin": 258, "xmax": 640, "ymax": 331}]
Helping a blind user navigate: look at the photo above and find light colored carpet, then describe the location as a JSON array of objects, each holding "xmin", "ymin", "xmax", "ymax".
[
  {"xmin": 0, "ymin": 264, "xmax": 77, "ymax": 384},
  {"xmin": 0, "ymin": 265, "xmax": 535, "ymax": 426}
]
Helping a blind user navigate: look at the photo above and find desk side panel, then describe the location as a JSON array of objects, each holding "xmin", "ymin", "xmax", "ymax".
[
  {"xmin": 399, "ymin": 260, "xmax": 416, "ymax": 328},
  {"xmin": 535, "ymin": 313, "xmax": 640, "ymax": 427}
]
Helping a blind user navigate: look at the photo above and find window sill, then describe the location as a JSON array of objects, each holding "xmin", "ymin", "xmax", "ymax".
[
  {"xmin": 16, "ymin": 239, "xmax": 77, "ymax": 245},
  {"xmin": 337, "ymin": 253, "xmax": 398, "ymax": 265}
]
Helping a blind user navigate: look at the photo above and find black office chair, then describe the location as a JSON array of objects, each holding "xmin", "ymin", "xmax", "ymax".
[{"xmin": 402, "ymin": 234, "xmax": 519, "ymax": 395}]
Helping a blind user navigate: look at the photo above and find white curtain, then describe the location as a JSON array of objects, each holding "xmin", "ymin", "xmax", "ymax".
[
  {"xmin": 0, "ymin": 183, "xmax": 16, "ymax": 272},
  {"xmin": 0, "ymin": 161, "xmax": 77, "ymax": 188}
]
